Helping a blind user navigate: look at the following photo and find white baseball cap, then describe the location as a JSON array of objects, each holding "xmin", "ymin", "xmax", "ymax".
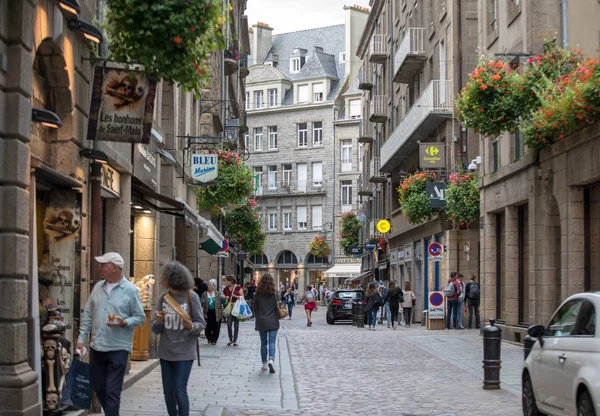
[{"xmin": 95, "ymin": 252, "xmax": 124, "ymax": 269}]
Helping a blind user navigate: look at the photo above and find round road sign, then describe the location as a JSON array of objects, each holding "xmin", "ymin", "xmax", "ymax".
[
  {"xmin": 428, "ymin": 242, "xmax": 443, "ymax": 257},
  {"xmin": 220, "ymin": 239, "xmax": 229, "ymax": 252},
  {"xmin": 429, "ymin": 292, "xmax": 444, "ymax": 307}
]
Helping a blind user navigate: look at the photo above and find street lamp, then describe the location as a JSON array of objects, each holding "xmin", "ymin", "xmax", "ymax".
[{"xmin": 224, "ymin": 118, "xmax": 240, "ymax": 144}]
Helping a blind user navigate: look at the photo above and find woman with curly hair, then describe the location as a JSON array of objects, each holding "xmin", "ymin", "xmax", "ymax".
[
  {"xmin": 222, "ymin": 275, "xmax": 244, "ymax": 346},
  {"xmin": 253, "ymin": 273, "xmax": 280, "ymax": 373},
  {"xmin": 151, "ymin": 261, "xmax": 206, "ymax": 416}
]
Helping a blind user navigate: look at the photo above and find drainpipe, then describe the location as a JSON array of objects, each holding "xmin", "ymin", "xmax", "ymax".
[
  {"xmin": 457, "ymin": 0, "xmax": 465, "ymax": 162},
  {"xmin": 332, "ymin": 106, "xmax": 336, "ymax": 264},
  {"xmin": 560, "ymin": 0, "xmax": 568, "ymax": 48}
]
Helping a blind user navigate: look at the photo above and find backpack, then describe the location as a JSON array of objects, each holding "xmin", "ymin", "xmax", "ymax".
[
  {"xmin": 372, "ymin": 293, "xmax": 383, "ymax": 308},
  {"xmin": 468, "ymin": 283, "xmax": 480, "ymax": 300},
  {"xmin": 305, "ymin": 291, "xmax": 315, "ymax": 303},
  {"xmin": 443, "ymin": 281, "xmax": 455, "ymax": 297}
]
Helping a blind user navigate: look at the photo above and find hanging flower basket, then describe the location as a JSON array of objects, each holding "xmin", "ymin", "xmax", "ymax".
[
  {"xmin": 445, "ymin": 173, "xmax": 480, "ymax": 229},
  {"xmin": 223, "ymin": 199, "xmax": 265, "ymax": 254},
  {"xmin": 339, "ymin": 212, "xmax": 361, "ymax": 256},
  {"xmin": 308, "ymin": 235, "xmax": 330, "ymax": 258},
  {"xmin": 224, "ymin": 48, "xmax": 240, "ymax": 76},
  {"xmin": 396, "ymin": 171, "xmax": 438, "ymax": 225}
]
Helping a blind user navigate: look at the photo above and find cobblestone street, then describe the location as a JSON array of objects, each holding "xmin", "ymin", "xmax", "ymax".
[{"xmin": 106, "ymin": 307, "xmax": 523, "ymax": 416}]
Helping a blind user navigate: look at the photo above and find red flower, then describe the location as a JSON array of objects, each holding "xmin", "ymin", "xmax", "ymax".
[
  {"xmin": 174, "ymin": 36, "xmax": 182, "ymax": 44},
  {"xmin": 190, "ymin": 27, "xmax": 197, "ymax": 32},
  {"xmin": 480, "ymin": 84, "xmax": 488, "ymax": 91}
]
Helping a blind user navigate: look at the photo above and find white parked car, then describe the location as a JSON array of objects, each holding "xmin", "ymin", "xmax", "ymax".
[{"xmin": 522, "ymin": 292, "xmax": 600, "ymax": 416}]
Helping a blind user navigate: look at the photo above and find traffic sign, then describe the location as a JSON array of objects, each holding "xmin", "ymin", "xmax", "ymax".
[
  {"xmin": 376, "ymin": 219, "xmax": 391, "ymax": 234},
  {"xmin": 428, "ymin": 242, "xmax": 443, "ymax": 257},
  {"xmin": 220, "ymin": 239, "xmax": 229, "ymax": 252},
  {"xmin": 428, "ymin": 291, "xmax": 445, "ymax": 319}
]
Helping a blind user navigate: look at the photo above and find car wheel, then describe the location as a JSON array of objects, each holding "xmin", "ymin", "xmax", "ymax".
[
  {"xmin": 523, "ymin": 372, "xmax": 545, "ymax": 416},
  {"xmin": 326, "ymin": 314, "xmax": 334, "ymax": 325},
  {"xmin": 578, "ymin": 390, "xmax": 596, "ymax": 416}
]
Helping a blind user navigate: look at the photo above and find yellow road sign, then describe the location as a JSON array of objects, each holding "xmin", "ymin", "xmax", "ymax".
[{"xmin": 377, "ymin": 219, "xmax": 391, "ymax": 234}]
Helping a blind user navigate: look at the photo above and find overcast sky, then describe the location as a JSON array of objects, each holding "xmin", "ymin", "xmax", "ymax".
[{"xmin": 247, "ymin": 0, "xmax": 371, "ymax": 34}]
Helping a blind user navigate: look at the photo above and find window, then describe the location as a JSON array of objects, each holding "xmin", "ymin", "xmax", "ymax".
[
  {"xmin": 313, "ymin": 83, "xmax": 324, "ymax": 103},
  {"xmin": 268, "ymin": 126, "xmax": 278, "ymax": 149},
  {"xmin": 254, "ymin": 90, "xmax": 264, "ymax": 109},
  {"xmin": 489, "ymin": 0, "xmax": 498, "ymax": 30},
  {"xmin": 349, "ymin": 99, "xmax": 361, "ymax": 119},
  {"xmin": 253, "ymin": 166, "xmax": 263, "ymax": 195},
  {"xmin": 268, "ymin": 213, "xmax": 278, "ymax": 231},
  {"xmin": 283, "ymin": 164, "xmax": 292, "ymax": 186},
  {"xmin": 312, "ymin": 162, "xmax": 322, "ymax": 187},
  {"xmin": 283, "ymin": 210, "xmax": 292, "ymax": 230},
  {"xmin": 245, "ymin": 92, "xmax": 250, "ymax": 110},
  {"xmin": 268, "ymin": 165, "xmax": 277, "ymax": 189},
  {"xmin": 341, "ymin": 140, "xmax": 352, "ymax": 172},
  {"xmin": 298, "ymin": 85, "xmax": 309, "ymax": 104},
  {"xmin": 297, "ymin": 206, "xmax": 307, "ymax": 230},
  {"xmin": 244, "ymin": 133, "xmax": 249, "ymax": 149},
  {"xmin": 341, "ymin": 180, "xmax": 353, "ymax": 212},
  {"xmin": 312, "ymin": 205, "xmax": 323, "ymax": 230},
  {"xmin": 339, "ymin": 52, "xmax": 346, "ymax": 63},
  {"xmin": 268, "ymin": 89, "xmax": 278, "ymax": 107},
  {"xmin": 492, "ymin": 140, "xmax": 499, "ymax": 173},
  {"xmin": 253, "ymin": 128, "xmax": 263, "ymax": 151},
  {"xmin": 291, "ymin": 57, "xmax": 301, "ymax": 73},
  {"xmin": 545, "ymin": 300, "xmax": 584, "ymax": 337},
  {"xmin": 313, "ymin": 122, "xmax": 323, "ymax": 146},
  {"xmin": 298, "ymin": 123, "xmax": 308, "ymax": 147}
]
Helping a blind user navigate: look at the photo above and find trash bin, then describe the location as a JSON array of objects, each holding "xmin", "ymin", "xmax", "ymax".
[
  {"xmin": 354, "ymin": 303, "xmax": 365, "ymax": 328},
  {"xmin": 351, "ymin": 303, "xmax": 358, "ymax": 326}
]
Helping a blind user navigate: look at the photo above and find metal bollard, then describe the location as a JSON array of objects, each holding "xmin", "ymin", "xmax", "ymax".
[
  {"xmin": 523, "ymin": 335, "xmax": 537, "ymax": 360},
  {"xmin": 351, "ymin": 303, "xmax": 358, "ymax": 326},
  {"xmin": 482, "ymin": 319, "xmax": 502, "ymax": 390},
  {"xmin": 356, "ymin": 303, "xmax": 365, "ymax": 328}
]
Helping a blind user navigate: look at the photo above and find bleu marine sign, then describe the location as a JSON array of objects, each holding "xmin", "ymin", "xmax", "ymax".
[{"xmin": 191, "ymin": 154, "xmax": 218, "ymax": 183}]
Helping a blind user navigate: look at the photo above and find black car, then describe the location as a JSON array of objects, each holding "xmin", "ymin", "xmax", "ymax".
[{"xmin": 326, "ymin": 289, "xmax": 365, "ymax": 324}]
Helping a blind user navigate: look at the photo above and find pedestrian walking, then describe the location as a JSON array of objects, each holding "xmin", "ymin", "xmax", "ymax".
[
  {"xmin": 152, "ymin": 262, "xmax": 206, "ymax": 416},
  {"xmin": 76, "ymin": 252, "xmax": 146, "ymax": 416},
  {"xmin": 193, "ymin": 278, "xmax": 208, "ymax": 300},
  {"xmin": 201, "ymin": 279, "xmax": 223, "ymax": 345},
  {"xmin": 301, "ymin": 285, "xmax": 317, "ymax": 326},
  {"xmin": 444, "ymin": 272, "xmax": 462, "ymax": 330},
  {"xmin": 465, "ymin": 275, "xmax": 481, "ymax": 329},
  {"xmin": 365, "ymin": 283, "xmax": 383, "ymax": 330},
  {"xmin": 284, "ymin": 288, "xmax": 295, "ymax": 319},
  {"xmin": 383, "ymin": 282, "xmax": 403, "ymax": 329},
  {"xmin": 246, "ymin": 280, "xmax": 256, "ymax": 316},
  {"xmin": 456, "ymin": 274, "xmax": 466, "ymax": 329},
  {"xmin": 402, "ymin": 282, "xmax": 416, "ymax": 327},
  {"xmin": 223, "ymin": 274, "xmax": 244, "ymax": 346},
  {"xmin": 253, "ymin": 273, "xmax": 280, "ymax": 373}
]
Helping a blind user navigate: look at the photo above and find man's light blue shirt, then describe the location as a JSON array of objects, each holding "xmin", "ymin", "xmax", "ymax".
[{"xmin": 77, "ymin": 276, "xmax": 146, "ymax": 352}]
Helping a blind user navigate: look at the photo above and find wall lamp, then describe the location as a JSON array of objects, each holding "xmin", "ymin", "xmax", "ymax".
[
  {"xmin": 57, "ymin": 0, "xmax": 80, "ymax": 16},
  {"xmin": 32, "ymin": 108, "xmax": 62, "ymax": 128},
  {"xmin": 68, "ymin": 19, "xmax": 102, "ymax": 44},
  {"xmin": 80, "ymin": 148, "xmax": 109, "ymax": 164}
]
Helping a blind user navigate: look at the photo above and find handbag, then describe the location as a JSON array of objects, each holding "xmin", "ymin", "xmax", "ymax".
[
  {"xmin": 276, "ymin": 294, "xmax": 288, "ymax": 320},
  {"xmin": 223, "ymin": 302, "xmax": 234, "ymax": 318}
]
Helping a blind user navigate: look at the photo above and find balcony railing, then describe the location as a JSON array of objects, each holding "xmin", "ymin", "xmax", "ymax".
[
  {"xmin": 369, "ymin": 157, "xmax": 387, "ymax": 183},
  {"xmin": 358, "ymin": 62, "xmax": 374, "ymax": 91},
  {"xmin": 253, "ymin": 180, "xmax": 327, "ymax": 196},
  {"xmin": 369, "ymin": 34, "xmax": 388, "ymax": 64},
  {"xmin": 358, "ymin": 174, "xmax": 373, "ymax": 197},
  {"xmin": 393, "ymin": 28, "xmax": 427, "ymax": 84},
  {"xmin": 369, "ymin": 95, "xmax": 388, "ymax": 123},
  {"xmin": 358, "ymin": 119, "xmax": 374, "ymax": 144},
  {"xmin": 380, "ymin": 80, "xmax": 453, "ymax": 173}
]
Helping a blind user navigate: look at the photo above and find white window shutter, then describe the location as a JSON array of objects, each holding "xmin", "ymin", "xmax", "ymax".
[
  {"xmin": 298, "ymin": 85, "xmax": 308, "ymax": 103},
  {"xmin": 312, "ymin": 206, "xmax": 322, "ymax": 229},
  {"xmin": 312, "ymin": 162, "xmax": 322, "ymax": 185},
  {"xmin": 297, "ymin": 206, "xmax": 307, "ymax": 223}
]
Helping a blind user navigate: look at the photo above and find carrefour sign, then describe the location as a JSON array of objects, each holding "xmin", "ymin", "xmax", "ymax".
[{"xmin": 191, "ymin": 154, "xmax": 218, "ymax": 183}]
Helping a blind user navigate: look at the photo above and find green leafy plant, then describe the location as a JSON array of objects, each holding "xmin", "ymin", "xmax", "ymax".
[
  {"xmin": 105, "ymin": 0, "xmax": 226, "ymax": 95},
  {"xmin": 223, "ymin": 199, "xmax": 265, "ymax": 255},
  {"xmin": 445, "ymin": 173, "xmax": 479, "ymax": 229},
  {"xmin": 308, "ymin": 235, "xmax": 330, "ymax": 258},
  {"xmin": 396, "ymin": 172, "xmax": 438, "ymax": 224},
  {"xmin": 197, "ymin": 149, "xmax": 254, "ymax": 215},
  {"xmin": 339, "ymin": 212, "xmax": 362, "ymax": 256}
]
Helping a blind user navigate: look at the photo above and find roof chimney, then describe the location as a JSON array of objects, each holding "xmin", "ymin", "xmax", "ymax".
[{"xmin": 251, "ymin": 22, "xmax": 274, "ymax": 65}]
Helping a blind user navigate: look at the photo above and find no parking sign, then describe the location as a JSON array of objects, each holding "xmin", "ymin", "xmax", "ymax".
[{"xmin": 428, "ymin": 291, "xmax": 445, "ymax": 320}]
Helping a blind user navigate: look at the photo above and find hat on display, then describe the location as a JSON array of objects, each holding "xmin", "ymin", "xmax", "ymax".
[{"xmin": 95, "ymin": 252, "xmax": 125, "ymax": 269}]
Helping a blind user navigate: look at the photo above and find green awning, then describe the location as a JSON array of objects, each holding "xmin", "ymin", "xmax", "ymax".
[
  {"xmin": 199, "ymin": 238, "xmax": 221, "ymax": 255},
  {"xmin": 175, "ymin": 197, "xmax": 224, "ymax": 254}
]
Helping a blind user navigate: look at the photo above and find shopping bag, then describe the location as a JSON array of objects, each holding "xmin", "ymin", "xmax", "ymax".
[
  {"xmin": 231, "ymin": 298, "xmax": 243, "ymax": 318},
  {"xmin": 61, "ymin": 359, "xmax": 92, "ymax": 409},
  {"xmin": 238, "ymin": 299, "xmax": 253, "ymax": 320},
  {"xmin": 223, "ymin": 302, "xmax": 234, "ymax": 319}
]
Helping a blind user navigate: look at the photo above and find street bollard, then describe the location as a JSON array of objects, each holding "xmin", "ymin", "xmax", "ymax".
[
  {"xmin": 523, "ymin": 334, "xmax": 537, "ymax": 361},
  {"xmin": 482, "ymin": 319, "xmax": 502, "ymax": 390},
  {"xmin": 356, "ymin": 303, "xmax": 365, "ymax": 328},
  {"xmin": 351, "ymin": 303, "xmax": 358, "ymax": 326}
]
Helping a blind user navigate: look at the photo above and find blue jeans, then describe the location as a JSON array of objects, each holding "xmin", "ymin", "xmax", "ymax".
[
  {"xmin": 259, "ymin": 329, "xmax": 278, "ymax": 363},
  {"xmin": 287, "ymin": 302, "xmax": 294, "ymax": 318},
  {"xmin": 447, "ymin": 300, "xmax": 458, "ymax": 329},
  {"xmin": 457, "ymin": 299, "xmax": 464, "ymax": 327},
  {"xmin": 160, "ymin": 359, "xmax": 194, "ymax": 416},
  {"xmin": 90, "ymin": 349, "xmax": 129, "ymax": 416},
  {"xmin": 385, "ymin": 302, "xmax": 391, "ymax": 326},
  {"xmin": 367, "ymin": 308, "xmax": 378, "ymax": 327}
]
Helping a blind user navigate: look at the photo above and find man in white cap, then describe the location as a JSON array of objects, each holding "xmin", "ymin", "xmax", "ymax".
[{"xmin": 76, "ymin": 252, "xmax": 145, "ymax": 416}]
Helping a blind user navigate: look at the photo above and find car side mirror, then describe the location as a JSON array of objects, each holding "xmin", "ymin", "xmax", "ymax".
[{"xmin": 528, "ymin": 324, "xmax": 545, "ymax": 347}]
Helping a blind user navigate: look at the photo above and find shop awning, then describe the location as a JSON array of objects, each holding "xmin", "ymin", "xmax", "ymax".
[
  {"xmin": 323, "ymin": 263, "xmax": 361, "ymax": 278},
  {"xmin": 174, "ymin": 198, "xmax": 224, "ymax": 255}
]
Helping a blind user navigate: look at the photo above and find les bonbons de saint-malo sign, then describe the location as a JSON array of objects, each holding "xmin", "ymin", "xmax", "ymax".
[{"xmin": 87, "ymin": 66, "xmax": 157, "ymax": 144}]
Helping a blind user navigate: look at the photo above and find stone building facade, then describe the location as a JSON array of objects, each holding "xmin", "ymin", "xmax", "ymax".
[
  {"xmin": 355, "ymin": 0, "xmax": 480, "ymax": 321},
  {"xmin": 245, "ymin": 7, "xmax": 368, "ymax": 289},
  {"xmin": 477, "ymin": 0, "xmax": 600, "ymax": 341},
  {"xmin": 0, "ymin": 0, "xmax": 247, "ymax": 413}
]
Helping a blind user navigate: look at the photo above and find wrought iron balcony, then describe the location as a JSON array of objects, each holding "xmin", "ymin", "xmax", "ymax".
[
  {"xmin": 358, "ymin": 63, "xmax": 374, "ymax": 91},
  {"xmin": 253, "ymin": 179, "xmax": 327, "ymax": 197},
  {"xmin": 393, "ymin": 28, "xmax": 427, "ymax": 84},
  {"xmin": 369, "ymin": 157, "xmax": 387, "ymax": 183},
  {"xmin": 358, "ymin": 174, "xmax": 373, "ymax": 197},
  {"xmin": 380, "ymin": 80, "xmax": 453, "ymax": 173},
  {"xmin": 369, "ymin": 34, "xmax": 388, "ymax": 64},
  {"xmin": 369, "ymin": 95, "xmax": 388, "ymax": 123}
]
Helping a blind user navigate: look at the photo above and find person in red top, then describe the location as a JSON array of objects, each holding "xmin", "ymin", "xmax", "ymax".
[
  {"xmin": 445, "ymin": 272, "xmax": 462, "ymax": 330},
  {"xmin": 223, "ymin": 275, "xmax": 244, "ymax": 346}
]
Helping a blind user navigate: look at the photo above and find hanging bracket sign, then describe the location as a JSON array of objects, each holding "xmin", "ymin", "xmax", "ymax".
[{"xmin": 191, "ymin": 154, "xmax": 218, "ymax": 183}]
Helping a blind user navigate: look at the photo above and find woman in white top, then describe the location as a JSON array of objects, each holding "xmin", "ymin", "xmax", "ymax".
[{"xmin": 401, "ymin": 282, "xmax": 417, "ymax": 327}]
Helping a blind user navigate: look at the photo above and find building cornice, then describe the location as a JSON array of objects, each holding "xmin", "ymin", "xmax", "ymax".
[
  {"xmin": 356, "ymin": 0, "xmax": 384, "ymax": 59},
  {"xmin": 247, "ymin": 102, "xmax": 333, "ymax": 115}
]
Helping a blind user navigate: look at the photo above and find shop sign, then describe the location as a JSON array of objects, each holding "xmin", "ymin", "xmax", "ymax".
[
  {"xmin": 428, "ymin": 291, "xmax": 445, "ymax": 319},
  {"xmin": 336, "ymin": 257, "xmax": 361, "ymax": 264},
  {"xmin": 356, "ymin": 213, "xmax": 367, "ymax": 224},
  {"xmin": 426, "ymin": 182, "xmax": 447, "ymax": 209},
  {"xmin": 87, "ymin": 66, "xmax": 157, "ymax": 144},
  {"xmin": 419, "ymin": 143, "xmax": 446, "ymax": 168},
  {"xmin": 133, "ymin": 140, "xmax": 158, "ymax": 190},
  {"xmin": 191, "ymin": 154, "xmax": 219, "ymax": 183},
  {"xmin": 376, "ymin": 219, "xmax": 391, "ymax": 234},
  {"xmin": 237, "ymin": 251, "xmax": 247, "ymax": 261},
  {"xmin": 101, "ymin": 164, "xmax": 121, "ymax": 198},
  {"xmin": 350, "ymin": 247, "xmax": 363, "ymax": 256}
]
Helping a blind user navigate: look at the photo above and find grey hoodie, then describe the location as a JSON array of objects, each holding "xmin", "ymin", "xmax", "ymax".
[{"xmin": 151, "ymin": 291, "xmax": 206, "ymax": 361}]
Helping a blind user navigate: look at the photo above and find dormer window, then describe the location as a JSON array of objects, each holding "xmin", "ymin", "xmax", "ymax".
[
  {"xmin": 313, "ymin": 83, "xmax": 324, "ymax": 103},
  {"xmin": 291, "ymin": 57, "xmax": 301, "ymax": 73}
]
